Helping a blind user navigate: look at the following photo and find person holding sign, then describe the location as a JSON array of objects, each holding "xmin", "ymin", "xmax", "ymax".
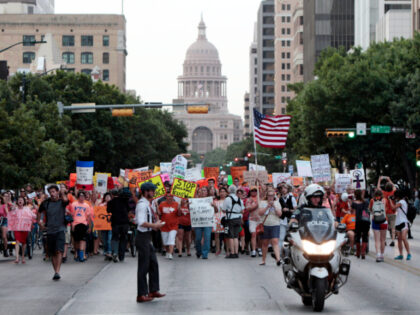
[
  {"xmin": 177, "ymin": 199, "xmax": 192, "ymax": 257},
  {"xmin": 158, "ymin": 192, "xmax": 179, "ymax": 260}
]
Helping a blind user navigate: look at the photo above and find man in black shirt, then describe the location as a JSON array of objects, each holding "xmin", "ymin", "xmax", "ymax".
[{"xmin": 38, "ymin": 185, "xmax": 69, "ymax": 281}]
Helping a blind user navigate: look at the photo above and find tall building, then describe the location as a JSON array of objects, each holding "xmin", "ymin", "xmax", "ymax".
[
  {"xmin": 0, "ymin": 0, "xmax": 54, "ymax": 14},
  {"xmin": 376, "ymin": 0, "xmax": 411, "ymax": 42},
  {"xmin": 0, "ymin": 14, "xmax": 127, "ymax": 91},
  {"xmin": 256, "ymin": 0, "xmax": 275, "ymax": 115},
  {"xmin": 274, "ymin": 0, "xmax": 304, "ymax": 115},
  {"xmin": 247, "ymin": 23, "xmax": 258, "ymax": 136},
  {"xmin": 173, "ymin": 18, "xmax": 243, "ymax": 154},
  {"xmin": 354, "ymin": 0, "xmax": 380, "ymax": 50},
  {"xmin": 413, "ymin": 0, "xmax": 420, "ymax": 34},
  {"xmin": 243, "ymin": 92, "xmax": 250, "ymax": 136},
  {"xmin": 303, "ymin": 0, "xmax": 355, "ymax": 82}
]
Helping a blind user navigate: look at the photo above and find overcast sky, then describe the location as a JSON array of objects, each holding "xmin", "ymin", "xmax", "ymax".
[{"xmin": 55, "ymin": 0, "xmax": 261, "ymax": 117}]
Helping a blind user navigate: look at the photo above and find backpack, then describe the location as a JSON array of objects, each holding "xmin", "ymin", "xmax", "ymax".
[
  {"xmin": 372, "ymin": 200, "xmax": 386, "ymax": 224},
  {"xmin": 405, "ymin": 202, "xmax": 417, "ymax": 223}
]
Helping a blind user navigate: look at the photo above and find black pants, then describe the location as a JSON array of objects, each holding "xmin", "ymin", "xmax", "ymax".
[
  {"xmin": 355, "ymin": 221, "xmax": 370, "ymax": 243},
  {"xmin": 112, "ymin": 224, "xmax": 129, "ymax": 260},
  {"xmin": 151, "ymin": 230, "xmax": 163, "ymax": 252},
  {"xmin": 136, "ymin": 232, "xmax": 160, "ymax": 296}
]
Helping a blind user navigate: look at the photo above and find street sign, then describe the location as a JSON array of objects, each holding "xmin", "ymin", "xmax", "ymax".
[
  {"xmin": 392, "ymin": 127, "xmax": 405, "ymax": 133},
  {"xmin": 406, "ymin": 131, "xmax": 416, "ymax": 139},
  {"xmin": 282, "ymin": 152, "xmax": 287, "ymax": 159},
  {"xmin": 71, "ymin": 103, "xmax": 96, "ymax": 114},
  {"xmin": 356, "ymin": 123, "xmax": 366, "ymax": 136},
  {"xmin": 274, "ymin": 155, "xmax": 281, "ymax": 160},
  {"xmin": 371, "ymin": 125, "xmax": 391, "ymax": 134}
]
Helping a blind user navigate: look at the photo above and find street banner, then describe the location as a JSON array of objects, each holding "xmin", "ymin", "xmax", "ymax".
[
  {"xmin": 230, "ymin": 166, "xmax": 247, "ymax": 184},
  {"xmin": 160, "ymin": 162, "xmax": 172, "ymax": 174},
  {"xmin": 310, "ymin": 154, "xmax": 331, "ymax": 183},
  {"xmin": 171, "ymin": 155, "xmax": 188, "ymax": 179},
  {"xmin": 171, "ymin": 178, "xmax": 198, "ymax": 199},
  {"xmin": 76, "ymin": 161, "xmax": 94, "ymax": 190},
  {"xmin": 95, "ymin": 173, "xmax": 110, "ymax": 194},
  {"xmin": 185, "ymin": 168, "xmax": 203, "ymax": 182},
  {"xmin": 138, "ymin": 175, "xmax": 166, "ymax": 199},
  {"xmin": 189, "ymin": 197, "xmax": 214, "ymax": 228},
  {"xmin": 93, "ymin": 205, "xmax": 111, "ymax": 231},
  {"xmin": 296, "ymin": 160, "xmax": 313, "ymax": 177},
  {"xmin": 204, "ymin": 167, "xmax": 219, "ymax": 179},
  {"xmin": 272, "ymin": 173, "xmax": 291, "ymax": 186},
  {"xmin": 243, "ymin": 171, "xmax": 269, "ymax": 185},
  {"xmin": 335, "ymin": 174, "xmax": 352, "ymax": 194},
  {"xmin": 291, "ymin": 176, "xmax": 304, "ymax": 187},
  {"xmin": 249, "ymin": 163, "xmax": 266, "ymax": 171},
  {"xmin": 350, "ymin": 169, "xmax": 366, "ymax": 190}
]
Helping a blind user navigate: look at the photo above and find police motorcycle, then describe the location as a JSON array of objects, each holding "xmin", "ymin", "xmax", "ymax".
[{"xmin": 282, "ymin": 185, "xmax": 351, "ymax": 312}]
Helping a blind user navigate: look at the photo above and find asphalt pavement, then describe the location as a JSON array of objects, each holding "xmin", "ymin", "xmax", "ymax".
[{"xmin": 1, "ymin": 220, "xmax": 420, "ymax": 315}]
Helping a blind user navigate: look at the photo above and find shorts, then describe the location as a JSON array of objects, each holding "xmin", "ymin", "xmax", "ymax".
[
  {"xmin": 225, "ymin": 218, "xmax": 242, "ymax": 238},
  {"xmin": 64, "ymin": 225, "xmax": 71, "ymax": 244},
  {"xmin": 261, "ymin": 225, "xmax": 280, "ymax": 240},
  {"xmin": 249, "ymin": 220, "xmax": 259, "ymax": 233},
  {"xmin": 386, "ymin": 214, "xmax": 396, "ymax": 229},
  {"xmin": 239, "ymin": 226, "xmax": 245, "ymax": 238},
  {"xmin": 0, "ymin": 217, "xmax": 7, "ymax": 227},
  {"xmin": 371, "ymin": 220, "xmax": 388, "ymax": 231},
  {"xmin": 161, "ymin": 230, "xmax": 177, "ymax": 246},
  {"xmin": 73, "ymin": 224, "xmax": 88, "ymax": 242},
  {"xmin": 14, "ymin": 231, "xmax": 29, "ymax": 244},
  {"xmin": 178, "ymin": 224, "xmax": 192, "ymax": 232},
  {"xmin": 396, "ymin": 222, "xmax": 409, "ymax": 232},
  {"xmin": 47, "ymin": 231, "xmax": 65, "ymax": 256}
]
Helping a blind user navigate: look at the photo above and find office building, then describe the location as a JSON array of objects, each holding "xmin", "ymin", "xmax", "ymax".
[
  {"xmin": 243, "ymin": 92, "xmax": 250, "ymax": 136},
  {"xmin": 376, "ymin": 0, "xmax": 411, "ymax": 42},
  {"xmin": 0, "ymin": 0, "xmax": 54, "ymax": 14},
  {"xmin": 247, "ymin": 23, "xmax": 258, "ymax": 135},
  {"xmin": 413, "ymin": 0, "xmax": 420, "ymax": 33},
  {"xmin": 354, "ymin": 0, "xmax": 380, "ymax": 50}
]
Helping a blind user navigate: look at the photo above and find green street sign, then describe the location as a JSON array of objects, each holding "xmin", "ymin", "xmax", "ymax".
[
  {"xmin": 371, "ymin": 125, "xmax": 391, "ymax": 134},
  {"xmin": 274, "ymin": 155, "xmax": 282, "ymax": 160}
]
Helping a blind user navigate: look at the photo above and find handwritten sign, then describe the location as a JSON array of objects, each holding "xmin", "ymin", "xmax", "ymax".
[
  {"xmin": 272, "ymin": 173, "xmax": 291, "ymax": 186},
  {"xmin": 296, "ymin": 160, "xmax": 313, "ymax": 177},
  {"xmin": 230, "ymin": 166, "xmax": 247, "ymax": 184},
  {"xmin": 160, "ymin": 162, "xmax": 172, "ymax": 174},
  {"xmin": 350, "ymin": 169, "xmax": 366, "ymax": 190},
  {"xmin": 185, "ymin": 168, "xmax": 203, "ymax": 182},
  {"xmin": 127, "ymin": 170, "xmax": 153, "ymax": 187},
  {"xmin": 243, "ymin": 171, "xmax": 269, "ymax": 185},
  {"xmin": 291, "ymin": 176, "xmax": 304, "ymax": 187},
  {"xmin": 172, "ymin": 155, "xmax": 188, "ymax": 179},
  {"xmin": 204, "ymin": 167, "xmax": 219, "ymax": 179},
  {"xmin": 138, "ymin": 175, "xmax": 166, "ymax": 199},
  {"xmin": 76, "ymin": 161, "xmax": 94, "ymax": 190},
  {"xmin": 95, "ymin": 172, "xmax": 111, "ymax": 194},
  {"xmin": 93, "ymin": 205, "xmax": 111, "ymax": 231},
  {"xmin": 171, "ymin": 178, "xmax": 198, "ymax": 199},
  {"xmin": 249, "ymin": 163, "xmax": 266, "ymax": 171},
  {"xmin": 7, "ymin": 209, "xmax": 34, "ymax": 232},
  {"xmin": 189, "ymin": 197, "xmax": 214, "ymax": 228},
  {"xmin": 311, "ymin": 154, "xmax": 331, "ymax": 183},
  {"xmin": 335, "ymin": 174, "xmax": 352, "ymax": 193}
]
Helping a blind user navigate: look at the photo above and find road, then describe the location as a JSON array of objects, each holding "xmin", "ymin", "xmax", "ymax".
[{"xmin": 1, "ymin": 221, "xmax": 420, "ymax": 315}]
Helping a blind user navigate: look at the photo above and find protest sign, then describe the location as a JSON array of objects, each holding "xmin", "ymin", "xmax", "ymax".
[
  {"xmin": 76, "ymin": 161, "xmax": 94, "ymax": 190},
  {"xmin": 7, "ymin": 210, "xmax": 33, "ymax": 232},
  {"xmin": 311, "ymin": 154, "xmax": 331, "ymax": 183},
  {"xmin": 69, "ymin": 173, "xmax": 77, "ymax": 188},
  {"xmin": 189, "ymin": 197, "xmax": 214, "ymax": 228},
  {"xmin": 95, "ymin": 173, "xmax": 110, "ymax": 194},
  {"xmin": 335, "ymin": 174, "xmax": 352, "ymax": 194},
  {"xmin": 272, "ymin": 173, "xmax": 291, "ymax": 186},
  {"xmin": 160, "ymin": 173, "xmax": 170, "ymax": 183},
  {"xmin": 153, "ymin": 166, "xmax": 160, "ymax": 175},
  {"xmin": 93, "ymin": 205, "xmax": 111, "ymax": 230},
  {"xmin": 171, "ymin": 178, "xmax": 198, "ymax": 199},
  {"xmin": 138, "ymin": 175, "xmax": 166, "ymax": 199},
  {"xmin": 350, "ymin": 169, "xmax": 366, "ymax": 190},
  {"xmin": 172, "ymin": 155, "xmax": 188, "ymax": 179},
  {"xmin": 296, "ymin": 160, "xmax": 313, "ymax": 177},
  {"xmin": 185, "ymin": 168, "xmax": 203, "ymax": 182},
  {"xmin": 127, "ymin": 170, "xmax": 153, "ymax": 187},
  {"xmin": 249, "ymin": 163, "xmax": 266, "ymax": 171},
  {"xmin": 291, "ymin": 176, "xmax": 304, "ymax": 187},
  {"xmin": 160, "ymin": 162, "xmax": 172, "ymax": 174},
  {"xmin": 230, "ymin": 166, "xmax": 247, "ymax": 184},
  {"xmin": 134, "ymin": 166, "xmax": 149, "ymax": 172},
  {"xmin": 243, "ymin": 171, "xmax": 269, "ymax": 185},
  {"xmin": 204, "ymin": 167, "xmax": 219, "ymax": 179}
]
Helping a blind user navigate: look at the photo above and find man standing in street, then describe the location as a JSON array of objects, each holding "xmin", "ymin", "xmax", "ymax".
[
  {"xmin": 135, "ymin": 182, "xmax": 166, "ymax": 303},
  {"xmin": 38, "ymin": 185, "xmax": 69, "ymax": 281},
  {"xmin": 222, "ymin": 185, "xmax": 244, "ymax": 258}
]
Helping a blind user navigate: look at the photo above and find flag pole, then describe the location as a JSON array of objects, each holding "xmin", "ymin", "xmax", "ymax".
[{"xmin": 251, "ymin": 108, "xmax": 260, "ymax": 201}]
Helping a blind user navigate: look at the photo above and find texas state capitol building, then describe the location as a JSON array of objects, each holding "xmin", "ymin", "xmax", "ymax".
[{"xmin": 173, "ymin": 18, "xmax": 243, "ymax": 154}]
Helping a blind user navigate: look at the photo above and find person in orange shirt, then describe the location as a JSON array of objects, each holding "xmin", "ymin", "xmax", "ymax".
[
  {"xmin": 158, "ymin": 192, "xmax": 179, "ymax": 260},
  {"xmin": 341, "ymin": 208, "xmax": 356, "ymax": 254},
  {"xmin": 377, "ymin": 176, "xmax": 396, "ymax": 246}
]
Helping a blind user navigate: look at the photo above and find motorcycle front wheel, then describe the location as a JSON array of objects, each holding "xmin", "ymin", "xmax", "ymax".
[{"xmin": 312, "ymin": 278, "xmax": 326, "ymax": 312}]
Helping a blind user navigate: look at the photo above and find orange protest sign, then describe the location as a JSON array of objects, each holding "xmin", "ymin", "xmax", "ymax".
[
  {"xmin": 69, "ymin": 173, "xmax": 77, "ymax": 187},
  {"xmin": 291, "ymin": 176, "xmax": 304, "ymax": 187},
  {"xmin": 204, "ymin": 167, "xmax": 219, "ymax": 179},
  {"xmin": 93, "ymin": 205, "xmax": 111, "ymax": 231},
  {"xmin": 268, "ymin": 174, "xmax": 273, "ymax": 183},
  {"xmin": 127, "ymin": 170, "xmax": 153, "ymax": 188},
  {"xmin": 230, "ymin": 166, "xmax": 247, "ymax": 184}
]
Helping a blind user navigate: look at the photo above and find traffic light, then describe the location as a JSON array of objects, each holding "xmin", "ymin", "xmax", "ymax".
[
  {"xmin": 247, "ymin": 153, "xmax": 252, "ymax": 158},
  {"xmin": 282, "ymin": 159, "xmax": 287, "ymax": 166},
  {"xmin": 416, "ymin": 148, "xmax": 420, "ymax": 167},
  {"xmin": 234, "ymin": 157, "xmax": 239, "ymax": 162},
  {"xmin": 112, "ymin": 109, "xmax": 134, "ymax": 116},
  {"xmin": 326, "ymin": 130, "xmax": 355, "ymax": 138},
  {"xmin": 187, "ymin": 105, "xmax": 208, "ymax": 114}
]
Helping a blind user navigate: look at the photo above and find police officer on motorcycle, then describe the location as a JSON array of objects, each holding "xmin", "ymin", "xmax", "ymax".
[{"xmin": 289, "ymin": 184, "xmax": 325, "ymax": 225}]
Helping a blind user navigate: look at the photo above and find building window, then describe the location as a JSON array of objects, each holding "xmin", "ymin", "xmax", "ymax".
[
  {"xmin": 299, "ymin": 16, "xmax": 304, "ymax": 25},
  {"xmin": 263, "ymin": 16, "xmax": 274, "ymax": 24},
  {"xmin": 282, "ymin": 16, "xmax": 286, "ymax": 23},
  {"xmin": 281, "ymin": 108, "xmax": 286, "ymax": 114},
  {"xmin": 81, "ymin": 69, "xmax": 92, "ymax": 75},
  {"xmin": 103, "ymin": 52, "xmax": 109, "ymax": 64},
  {"xmin": 281, "ymin": 97, "xmax": 286, "ymax": 103},
  {"xmin": 286, "ymin": 74, "xmax": 291, "ymax": 81},
  {"xmin": 65, "ymin": 68, "xmax": 75, "ymax": 73},
  {"xmin": 263, "ymin": 39, "xmax": 274, "ymax": 47},
  {"xmin": 287, "ymin": 63, "xmax": 291, "ymax": 70},
  {"xmin": 281, "ymin": 85, "xmax": 286, "ymax": 92},
  {"xmin": 28, "ymin": 6, "xmax": 34, "ymax": 14},
  {"xmin": 263, "ymin": 51, "xmax": 274, "ymax": 58},
  {"xmin": 287, "ymin": 4, "xmax": 291, "ymax": 10},
  {"xmin": 22, "ymin": 52, "xmax": 35, "ymax": 63},
  {"xmin": 287, "ymin": 52, "xmax": 290, "ymax": 58},
  {"xmin": 287, "ymin": 28, "xmax": 291, "ymax": 35},
  {"xmin": 220, "ymin": 121, "xmax": 228, "ymax": 128},
  {"xmin": 287, "ymin": 16, "xmax": 291, "ymax": 23},
  {"xmin": 282, "ymin": 28, "xmax": 285, "ymax": 35},
  {"xmin": 263, "ymin": 28, "xmax": 274, "ymax": 36},
  {"xmin": 81, "ymin": 35, "xmax": 93, "ymax": 46},
  {"xmin": 81, "ymin": 52, "xmax": 93, "ymax": 64},
  {"xmin": 62, "ymin": 52, "xmax": 75, "ymax": 64},
  {"xmin": 103, "ymin": 69, "xmax": 109, "ymax": 81},
  {"xmin": 62, "ymin": 35, "xmax": 74, "ymax": 46},
  {"xmin": 103, "ymin": 35, "xmax": 109, "ymax": 46},
  {"xmin": 282, "ymin": 4, "xmax": 286, "ymax": 10},
  {"xmin": 23, "ymin": 35, "xmax": 35, "ymax": 46}
]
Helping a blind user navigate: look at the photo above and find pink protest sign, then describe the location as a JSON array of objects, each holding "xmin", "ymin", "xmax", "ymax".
[
  {"xmin": 7, "ymin": 207, "xmax": 35, "ymax": 231},
  {"xmin": 160, "ymin": 173, "xmax": 170, "ymax": 183}
]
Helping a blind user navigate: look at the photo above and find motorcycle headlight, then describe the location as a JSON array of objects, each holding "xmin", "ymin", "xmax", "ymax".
[{"xmin": 302, "ymin": 240, "xmax": 336, "ymax": 255}]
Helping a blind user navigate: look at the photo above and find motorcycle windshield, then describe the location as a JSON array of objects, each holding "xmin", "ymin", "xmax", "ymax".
[{"xmin": 299, "ymin": 207, "xmax": 335, "ymax": 244}]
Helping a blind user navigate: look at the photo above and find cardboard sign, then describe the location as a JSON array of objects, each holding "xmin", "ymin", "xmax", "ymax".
[
  {"xmin": 171, "ymin": 178, "xmax": 198, "ymax": 199},
  {"xmin": 95, "ymin": 172, "xmax": 110, "ymax": 194},
  {"xmin": 93, "ymin": 205, "xmax": 112, "ymax": 231},
  {"xmin": 185, "ymin": 168, "xmax": 203, "ymax": 182},
  {"xmin": 189, "ymin": 197, "xmax": 215, "ymax": 228},
  {"xmin": 249, "ymin": 163, "xmax": 266, "ymax": 171},
  {"xmin": 243, "ymin": 171, "xmax": 269, "ymax": 185},
  {"xmin": 7, "ymin": 209, "xmax": 34, "ymax": 232},
  {"xmin": 296, "ymin": 160, "xmax": 313, "ymax": 177},
  {"xmin": 311, "ymin": 154, "xmax": 331, "ymax": 183},
  {"xmin": 230, "ymin": 166, "xmax": 247, "ymax": 184},
  {"xmin": 204, "ymin": 167, "xmax": 219, "ymax": 179},
  {"xmin": 272, "ymin": 173, "xmax": 291, "ymax": 186},
  {"xmin": 172, "ymin": 155, "xmax": 188, "ymax": 179},
  {"xmin": 138, "ymin": 175, "xmax": 166, "ymax": 199},
  {"xmin": 291, "ymin": 176, "xmax": 304, "ymax": 187},
  {"xmin": 335, "ymin": 174, "xmax": 352, "ymax": 194},
  {"xmin": 76, "ymin": 161, "xmax": 94, "ymax": 190},
  {"xmin": 160, "ymin": 162, "xmax": 172, "ymax": 174},
  {"xmin": 350, "ymin": 169, "xmax": 366, "ymax": 190}
]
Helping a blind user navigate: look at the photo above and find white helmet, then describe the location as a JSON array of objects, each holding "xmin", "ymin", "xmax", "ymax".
[
  {"xmin": 341, "ymin": 192, "xmax": 349, "ymax": 202},
  {"xmin": 304, "ymin": 184, "xmax": 325, "ymax": 200}
]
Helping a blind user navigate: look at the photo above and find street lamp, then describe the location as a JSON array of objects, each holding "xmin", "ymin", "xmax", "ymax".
[{"xmin": 0, "ymin": 40, "xmax": 47, "ymax": 54}]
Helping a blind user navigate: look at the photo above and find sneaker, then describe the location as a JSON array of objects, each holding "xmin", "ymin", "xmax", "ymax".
[
  {"xmin": 167, "ymin": 254, "xmax": 173, "ymax": 260},
  {"xmin": 62, "ymin": 257, "xmax": 67, "ymax": 264},
  {"xmin": 390, "ymin": 241, "xmax": 395, "ymax": 247},
  {"xmin": 52, "ymin": 273, "xmax": 61, "ymax": 281},
  {"xmin": 258, "ymin": 249, "xmax": 262, "ymax": 257},
  {"xmin": 112, "ymin": 254, "xmax": 118, "ymax": 263},
  {"xmin": 394, "ymin": 255, "xmax": 403, "ymax": 260},
  {"xmin": 406, "ymin": 254, "xmax": 412, "ymax": 261},
  {"xmin": 3, "ymin": 249, "xmax": 9, "ymax": 258},
  {"xmin": 251, "ymin": 250, "xmax": 256, "ymax": 257}
]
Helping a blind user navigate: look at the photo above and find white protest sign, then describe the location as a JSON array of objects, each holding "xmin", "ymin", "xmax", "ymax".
[
  {"xmin": 134, "ymin": 166, "xmax": 149, "ymax": 172},
  {"xmin": 76, "ymin": 161, "xmax": 94, "ymax": 190},
  {"xmin": 243, "ymin": 171, "xmax": 269, "ymax": 185},
  {"xmin": 296, "ymin": 160, "xmax": 313, "ymax": 177},
  {"xmin": 335, "ymin": 174, "xmax": 352, "ymax": 194},
  {"xmin": 189, "ymin": 197, "xmax": 214, "ymax": 228},
  {"xmin": 160, "ymin": 162, "xmax": 172, "ymax": 174},
  {"xmin": 350, "ymin": 169, "xmax": 366, "ymax": 190},
  {"xmin": 95, "ymin": 173, "xmax": 109, "ymax": 194},
  {"xmin": 272, "ymin": 173, "xmax": 291, "ymax": 186},
  {"xmin": 171, "ymin": 155, "xmax": 188, "ymax": 179},
  {"xmin": 310, "ymin": 154, "xmax": 331, "ymax": 183},
  {"xmin": 249, "ymin": 163, "xmax": 266, "ymax": 171},
  {"xmin": 185, "ymin": 168, "xmax": 203, "ymax": 182},
  {"xmin": 119, "ymin": 169, "xmax": 125, "ymax": 178}
]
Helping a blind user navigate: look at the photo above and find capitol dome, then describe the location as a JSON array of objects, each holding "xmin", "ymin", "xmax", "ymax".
[{"xmin": 185, "ymin": 18, "xmax": 220, "ymax": 62}]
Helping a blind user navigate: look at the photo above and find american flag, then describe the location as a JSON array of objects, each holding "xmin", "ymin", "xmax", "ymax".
[{"xmin": 253, "ymin": 108, "xmax": 291, "ymax": 148}]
